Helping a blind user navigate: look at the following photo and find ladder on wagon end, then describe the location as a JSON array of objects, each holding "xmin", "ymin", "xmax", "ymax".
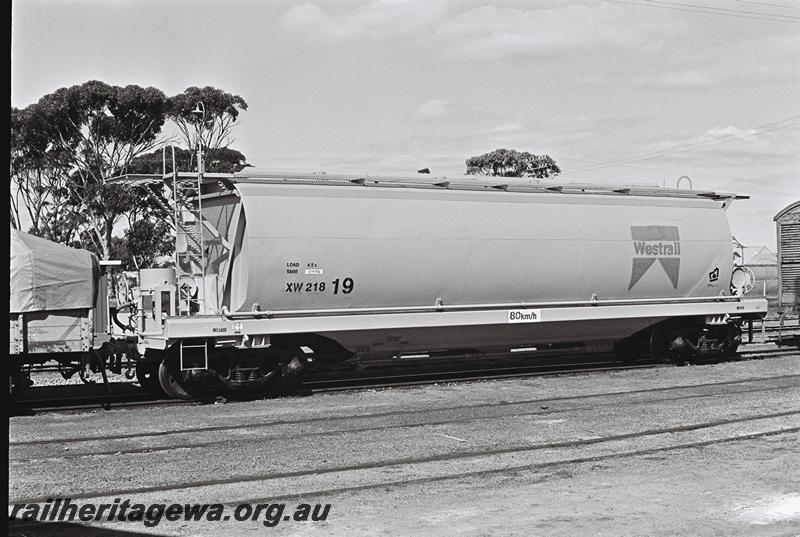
[
  {"xmin": 105, "ymin": 145, "xmax": 235, "ymax": 316},
  {"xmin": 164, "ymin": 144, "xmax": 238, "ymax": 316},
  {"xmin": 169, "ymin": 145, "xmax": 208, "ymax": 315}
]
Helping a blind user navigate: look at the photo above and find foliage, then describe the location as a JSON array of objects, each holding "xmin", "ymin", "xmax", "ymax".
[
  {"xmin": 167, "ymin": 86, "xmax": 248, "ymax": 169},
  {"xmin": 10, "ymin": 107, "xmax": 77, "ymax": 243},
  {"xmin": 121, "ymin": 219, "xmax": 174, "ymax": 269},
  {"xmin": 127, "ymin": 147, "xmax": 251, "ymax": 174},
  {"xmin": 11, "ymin": 81, "xmax": 251, "ymax": 268},
  {"xmin": 465, "ymin": 148, "xmax": 560, "ymax": 178},
  {"xmin": 204, "ymin": 147, "xmax": 252, "ymax": 173},
  {"xmin": 11, "ymin": 80, "xmax": 168, "ymax": 258}
]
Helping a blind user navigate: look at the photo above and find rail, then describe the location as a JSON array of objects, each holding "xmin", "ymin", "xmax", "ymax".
[{"xmin": 220, "ymin": 295, "xmax": 750, "ymax": 320}]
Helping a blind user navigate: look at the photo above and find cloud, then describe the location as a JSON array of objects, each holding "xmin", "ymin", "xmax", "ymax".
[
  {"xmin": 435, "ymin": 2, "xmax": 667, "ymax": 61},
  {"xmin": 629, "ymin": 70, "xmax": 714, "ymax": 89},
  {"xmin": 629, "ymin": 30, "xmax": 800, "ymax": 90},
  {"xmin": 492, "ymin": 123, "xmax": 525, "ymax": 132},
  {"xmin": 282, "ymin": 0, "xmax": 447, "ymax": 42},
  {"xmin": 280, "ymin": 1, "xmax": 798, "ymax": 92},
  {"xmin": 687, "ymin": 123, "xmax": 800, "ymax": 161},
  {"xmin": 280, "ymin": 1, "xmax": 662, "ymax": 56},
  {"xmin": 698, "ymin": 125, "xmax": 753, "ymax": 140},
  {"xmin": 413, "ymin": 99, "xmax": 449, "ymax": 120},
  {"xmin": 411, "ymin": 98, "xmax": 498, "ymax": 123},
  {"xmin": 283, "ymin": 4, "xmax": 328, "ymax": 30}
]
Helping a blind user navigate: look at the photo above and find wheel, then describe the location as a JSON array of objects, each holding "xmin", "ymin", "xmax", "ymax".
[
  {"xmin": 650, "ymin": 326, "xmax": 686, "ymax": 366},
  {"xmin": 270, "ymin": 350, "xmax": 308, "ymax": 395},
  {"xmin": 720, "ymin": 324, "xmax": 742, "ymax": 359},
  {"xmin": 136, "ymin": 361, "xmax": 164, "ymax": 395},
  {"xmin": 157, "ymin": 356, "xmax": 195, "ymax": 400}
]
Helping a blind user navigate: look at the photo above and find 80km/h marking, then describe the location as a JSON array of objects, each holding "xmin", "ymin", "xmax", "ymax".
[{"xmin": 507, "ymin": 309, "xmax": 542, "ymax": 323}]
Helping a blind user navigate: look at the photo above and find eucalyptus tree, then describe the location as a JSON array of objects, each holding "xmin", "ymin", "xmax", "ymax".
[
  {"xmin": 11, "ymin": 81, "xmax": 251, "ymax": 267},
  {"xmin": 10, "ymin": 106, "xmax": 77, "ymax": 243},
  {"xmin": 466, "ymin": 148, "xmax": 560, "ymax": 178},
  {"xmin": 167, "ymin": 86, "xmax": 248, "ymax": 170},
  {"xmin": 13, "ymin": 80, "xmax": 168, "ymax": 258}
]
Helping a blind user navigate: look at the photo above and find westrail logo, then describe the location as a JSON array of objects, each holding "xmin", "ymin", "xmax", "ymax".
[{"xmin": 629, "ymin": 226, "xmax": 680, "ymax": 290}]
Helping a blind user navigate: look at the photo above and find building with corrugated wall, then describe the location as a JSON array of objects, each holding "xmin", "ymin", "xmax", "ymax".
[{"xmin": 775, "ymin": 201, "xmax": 800, "ymax": 315}]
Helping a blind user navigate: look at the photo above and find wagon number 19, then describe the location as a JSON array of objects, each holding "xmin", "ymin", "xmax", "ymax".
[{"xmin": 331, "ymin": 278, "xmax": 355, "ymax": 294}]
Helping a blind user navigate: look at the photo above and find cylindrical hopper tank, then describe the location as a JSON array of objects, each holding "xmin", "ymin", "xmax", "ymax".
[{"xmin": 226, "ymin": 181, "xmax": 735, "ymax": 314}]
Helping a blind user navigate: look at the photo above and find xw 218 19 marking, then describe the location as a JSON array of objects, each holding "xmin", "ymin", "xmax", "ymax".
[{"xmin": 285, "ymin": 277, "xmax": 355, "ymax": 294}]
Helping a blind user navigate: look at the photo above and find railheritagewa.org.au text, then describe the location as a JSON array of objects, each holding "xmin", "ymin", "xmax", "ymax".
[{"xmin": 9, "ymin": 498, "xmax": 331, "ymax": 528}]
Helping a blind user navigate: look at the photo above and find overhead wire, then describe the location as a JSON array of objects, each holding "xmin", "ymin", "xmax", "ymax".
[
  {"xmin": 606, "ymin": 0, "xmax": 800, "ymax": 22},
  {"xmin": 639, "ymin": 0, "xmax": 800, "ymax": 19},
  {"xmin": 642, "ymin": 0, "xmax": 800, "ymax": 18},
  {"xmin": 559, "ymin": 156, "xmax": 757, "ymax": 182},
  {"xmin": 731, "ymin": 0, "xmax": 800, "ymax": 11},
  {"xmin": 567, "ymin": 116, "xmax": 800, "ymax": 172},
  {"xmin": 562, "ymin": 163, "xmax": 790, "ymax": 190},
  {"xmin": 570, "ymin": 121, "xmax": 800, "ymax": 172},
  {"xmin": 568, "ymin": 121, "xmax": 800, "ymax": 173}
]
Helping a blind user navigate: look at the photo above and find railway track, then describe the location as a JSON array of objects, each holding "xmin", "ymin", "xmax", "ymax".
[
  {"xmin": 10, "ymin": 376, "xmax": 800, "ymax": 504},
  {"xmin": 244, "ymin": 423, "xmax": 800, "ymax": 504},
  {"xmin": 10, "ymin": 372, "xmax": 800, "ymax": 461},
  {"xmin": 9, "ymin": 351, "xmax": 800, "ymax": 537},
  {"xmin": 11, "ymin": 357, "xmax": 648, "ymax": 414},
  {"xmin": 12, "ymin": 344, "xmax": 799, "ymax": 414},
  {"xmin": 306, "ymin": 345, "xmax": 798, "ymax": 392},
  {"xmin": 12, "ymin": 423, "xmax": 800, "ymax": 507}
]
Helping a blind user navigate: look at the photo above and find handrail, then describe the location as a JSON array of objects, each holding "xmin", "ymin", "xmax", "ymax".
[
  {"xmin": 676, "ymin": 175, "xmax": 693, "ymax": 191},
  {"xmin": 219, "ymin": 295, "xmax": 745, "ymax": 320}
]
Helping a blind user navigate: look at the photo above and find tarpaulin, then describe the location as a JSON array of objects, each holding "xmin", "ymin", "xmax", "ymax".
[{"xmin": 10, "ymin": 229, "xmax": 99, "ymax": 313}]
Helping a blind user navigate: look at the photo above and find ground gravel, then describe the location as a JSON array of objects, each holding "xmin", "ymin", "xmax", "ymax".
[{"xmin": 9, "ymin": 354, "xmax": 800, "ymax": 536}]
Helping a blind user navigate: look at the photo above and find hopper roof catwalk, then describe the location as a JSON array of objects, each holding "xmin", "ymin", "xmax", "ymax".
[{"xmin": 108, "ymin": 170, "xmax": 748, "ymax": 202}]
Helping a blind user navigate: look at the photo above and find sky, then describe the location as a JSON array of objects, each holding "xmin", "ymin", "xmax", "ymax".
[{"xmin": 10, "ymin": 0, "xmax": 800, "ymax": 252}]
